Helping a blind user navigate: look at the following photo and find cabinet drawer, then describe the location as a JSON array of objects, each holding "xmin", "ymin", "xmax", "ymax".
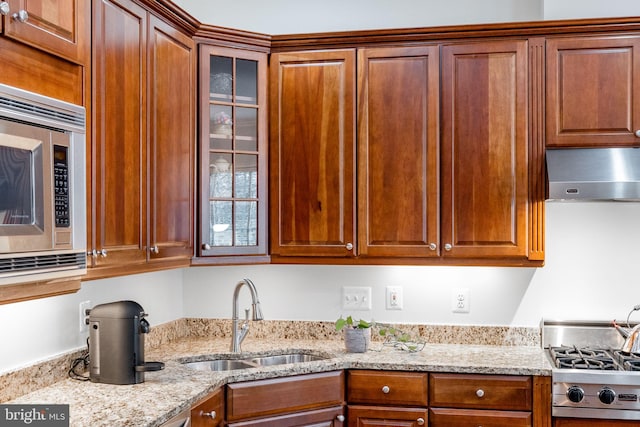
[
  {"xmin": 191, "ymin": 387, "xmax": 224, "ymax": 427},
  {"xmin": 226, "ymin": 371, "xmax": 344, "ymax": 421},
  {"xmin": 429, "ymin": 373, "xmax": 531, "ymax": 411},
  {"xmin": 429, "ymin": 408, "xmax": 531, "ymax": 427},
  {"xmin": 349, "ymin": 405, "xmax": 428, "ymax": 427},
  {"xmin": 347, "ymin": 370, "xmax": 428, "ymax": 406}
]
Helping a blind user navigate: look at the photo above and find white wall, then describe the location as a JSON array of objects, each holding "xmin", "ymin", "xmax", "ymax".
[{"xmin": 543, "ymin": 0, "xmax": 640, "ymax": 20}]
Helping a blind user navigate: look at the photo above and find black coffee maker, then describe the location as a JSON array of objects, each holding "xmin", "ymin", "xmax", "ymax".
[{"xmin": 88, "ymin": 300, "xmax": 164, "ymax": 385}]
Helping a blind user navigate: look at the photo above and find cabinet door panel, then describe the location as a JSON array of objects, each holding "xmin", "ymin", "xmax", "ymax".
[
  {"xmin": 227, "ymin": 406, "xmax": 344, "ymax": 427},
  {"xmin": 91, "ymin": 0, "xmax": 147, "ymax": 266},
  {"xmin": 270, "ymin": 50, "xmax": 356, "ymax": 257},
  {"xmin": 357, "ymin": 46, "xmax": 439, "ymax": 257},
  {"xmin": 147, "ymin": 15, "xmax": 194, "ymax": 261},
  {"xmin": 429, "ymin": 408, "xmax": 530, "ymax": 427},
  {"xmin": 5, "ymin": 0, "xmax": 89, "ymax": 63},
  {"xmin": 441, "ymin": 40, "xmax": 528, "ymax": 258},
  {"xmin": 546, "ymin": 36, "xmax": 640, "ymax": 147},
  {"xmin": 348, "ymin": 405, "xmax": 427, "ymax": 427}
]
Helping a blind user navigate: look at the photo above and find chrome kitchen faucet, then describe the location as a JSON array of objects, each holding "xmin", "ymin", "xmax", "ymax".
[{"xmin": 231, "ymin": 278, "xmax": 264, "ymax": 352}]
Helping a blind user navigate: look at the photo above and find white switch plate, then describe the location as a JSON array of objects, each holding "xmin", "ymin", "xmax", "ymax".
[
  {"xmin": 386, "ymin": 286, "xmax": 403, "ymax": 310},
  {"xmin": 342, "ymin": 286, "xmax": 372, "ymax": 311},
  {"xmin": 452, "ymin": 288, "xmax": 470, "ymax": 313},
  {"xmin": 79, "ymin": 301, "xmax": 91, "ymax": 333}
]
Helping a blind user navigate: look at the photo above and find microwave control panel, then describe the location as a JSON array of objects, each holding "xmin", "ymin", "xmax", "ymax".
[{"xmin": 53, "ymin": 145, "xmax": 70, "ymax": 227}]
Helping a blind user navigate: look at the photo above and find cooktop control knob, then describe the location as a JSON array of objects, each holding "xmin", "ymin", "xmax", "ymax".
[
  {"xmin": 566, "ymin": 385, "xmax": 585, "ymax": 403},
  {"xmin": 598, "ymin": 387, "xmax": 616, "ymax": 405}
]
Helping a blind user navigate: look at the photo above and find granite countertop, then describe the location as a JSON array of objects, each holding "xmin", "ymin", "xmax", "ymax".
[{"xmin": 9, "ymin": 336, "xmax": 552, "ymax": 427}]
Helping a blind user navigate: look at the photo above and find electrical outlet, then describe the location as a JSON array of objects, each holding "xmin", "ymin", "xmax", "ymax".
[
  {"xmin": 79, "ymin": 301, "xmax": 91, "ymax": 333},
  {"xmin": 342, "ymin": 286, "xmax": 372, "ymax": 310},
  {"xmin": 451, "ymin": 288, "xmax": 470, "ymax": 313},
  {"xmin": 385, "ymin": 286, "xmax": 403, "ymax": 310}
]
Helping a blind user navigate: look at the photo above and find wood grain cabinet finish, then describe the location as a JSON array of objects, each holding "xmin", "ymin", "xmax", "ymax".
[
  {"xmin": 191, "ymin": 387, "xmax": 224, "ymax": 427},
  {"xmin": 226, "ymin": 371, "xmax": 345, "ymax": 423},
  {"xmin": 2, "ymin": 0, "xmax": 89, "ymax": 63},
  {"xmin": 270, "ymin": 49, "xmax": 357, "ymax": 257},
  {"xmin": 357, "ymin": 46, "xmax": 440, "ymax": 258},
  {"xmin": 346, "ymin": 370, "xmax": 428, "ymax": 427},
  {"xmin": 89, "ymin": 0, "xmax": 194, "ymax": 278},
  {"xmin": 441, "ymin": 40, "xmax": 529, "ymax": 259},
  {"xmin": 429, "ymin": 407, "xmax": 531, "ymax": 427},
  {"xmin": 546, "ymin": 36, "xmax": 640, "ymax": 147}
]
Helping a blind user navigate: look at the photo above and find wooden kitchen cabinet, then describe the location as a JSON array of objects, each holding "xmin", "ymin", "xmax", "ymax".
[
  {"xmin": 196, "ymin": 44, "xmax": 268, "ymax": 261},
  {"xmin": 270, "ymin": 49, "xmax": 357, "ymax": 258},
  {"xmin": 441, "ymin": 40, "xmax": 529, "ymax": 259},
  {"xmin": 191, "ymin": 387, "xmax": 224, "ymax": 427},
  {"xmin": 429, "ymin": 373, "xmax": 534, "ymax": 427},
  {"xmin": 225, "ymin": 371, "xmax": 345, "ymax": 425},
  {"xmin": 357, "ymin": 46, "xmax": 440, "ymax": 258},
  {"xmin": 89, "ymin": 0, "xmax": 194, "ymax": 279},
  {"xmin": 546, "ymin": 35, "xmax": 640, "ymax": 147},
  {"xmin": 346, "ymin": 370, "xmax": 428, "ymax": 427},
  {"xmin": 1, "ymin": 0, "xmax": 89, "ymax": 64}
]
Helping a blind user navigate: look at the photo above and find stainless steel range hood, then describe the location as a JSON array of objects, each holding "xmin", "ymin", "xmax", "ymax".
[{"xmin": 546, "ymin": 147, "xmax": 640, "ymax": 201}]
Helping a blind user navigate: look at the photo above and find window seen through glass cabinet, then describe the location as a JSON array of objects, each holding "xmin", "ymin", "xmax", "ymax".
[{"xmin": 199, "ymin": 46, "xmax": 267, "ymax": 258}]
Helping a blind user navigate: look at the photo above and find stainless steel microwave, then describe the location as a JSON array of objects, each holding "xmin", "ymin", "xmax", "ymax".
[{"xmin": 0, "ymin": 84, "xmax": 86, "ymax": 285}]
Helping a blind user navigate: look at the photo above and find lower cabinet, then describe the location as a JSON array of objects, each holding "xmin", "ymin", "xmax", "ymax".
[
  {"xmin": 225, "ymin": 371, "xmax": 345, "ymax": 426},
  {"xmin": 429, "ymin": 373, "xmax": 533, "ymax": 427},
  {"xmin": 346, "ymin": 370, "xmax": 428, "ymax": 426},
  {"xmin": 191, "ymin": 387, "xmax": 224, "ymax": 427}
]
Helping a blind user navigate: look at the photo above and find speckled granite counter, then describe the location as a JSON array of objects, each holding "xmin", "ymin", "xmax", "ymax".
[{"xmin": 8, "ymin": 335, "xmax": 552, "ymax": 427}]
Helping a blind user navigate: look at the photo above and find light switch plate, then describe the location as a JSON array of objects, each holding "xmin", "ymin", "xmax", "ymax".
[{"xmin": 342, "ymin": 286, "xmax": 372, "ymax": 310}]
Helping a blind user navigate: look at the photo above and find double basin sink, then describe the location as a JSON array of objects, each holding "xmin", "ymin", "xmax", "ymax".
[{"xmin": 182, "ymin": 353, "xmax": 328, "ymax": 372}]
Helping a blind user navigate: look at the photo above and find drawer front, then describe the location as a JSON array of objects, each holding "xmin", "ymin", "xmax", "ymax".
[
  {"xmin": 349, "ymin": 405, "xmax": 428, "ymax": 427},
  {"xmin": 429, "ymin": 408, "xmax": 531, "ymax": 427},
  {"xmin": 429, "ymin": 373, "xmax": 532, "ymax": 411},
  {"xmin": 226, "ymin": 371, "xmax": 344, "ymax": 421},
  {"xmin": 347, "ymin": 370, "xmax": 428, "ymax": 406}
]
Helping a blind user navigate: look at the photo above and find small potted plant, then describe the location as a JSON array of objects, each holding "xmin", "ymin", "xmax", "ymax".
[{"xmin": 335, "ymin": 316, "xmax": 373, "ymax": 353}]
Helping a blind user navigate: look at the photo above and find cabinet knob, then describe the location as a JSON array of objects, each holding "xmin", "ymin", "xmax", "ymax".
[
  {"xmin": 444, "ymin": 243, "xmax": 452, "ymax": 251},
  {"xmin": 381, "ymin": 385, "xmax": 390, "ymax": 394},
  {"xmin": 0, "ymin": 2, "xmax": 10, "ymax": 16},
  {"xmin": 100, "ymin": 249, "xmax": 108, "ymax": 257},
  {"xmin": 345, "ymin": 242, "xmax": 353, "ymax": 251},
  {"xmin": 149, "ymin": 245, "xmax": 159, "ymax": 254},
  {"xmin": 336, "ymin": 414, "xmax": 345, "ymax": 422},
  {"xmin": 12, "ymin": 9, "xmax": 28, "ymax": 22},
  {"xmin": 429, "ymin": 242, "xmax": 437, "ymax": 250},
  {"xmin": 202, "ymin": 243, "xmax": 211, "ymax": 250},
  {"xmin": 476, "ymin": 389, "xmax": 485, "ymax": 398},
  {"xmin": 417, "ymin": 418, "xmax": 425, "ymax": 426},
  {"xmin": 87, "ymin": 250, "xmax": 97, "ymax": 257},
  {"xmin": 199, "ymin": 410, "xmax": 216, "ymax": 419},
  {"xmin": 635, "ymin": 130, "xmax": 640, "ymax": 138}
]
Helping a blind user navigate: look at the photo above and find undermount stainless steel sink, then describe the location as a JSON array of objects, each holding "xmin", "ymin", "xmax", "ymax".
[{"xmin": 181, "ymin": 353, "xmax": 327, "ymax": 372}]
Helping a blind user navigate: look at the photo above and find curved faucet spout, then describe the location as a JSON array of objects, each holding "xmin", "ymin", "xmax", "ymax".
[{"xmin": 231, "ymin": 278, "xmax": 264, "ymax": 352}]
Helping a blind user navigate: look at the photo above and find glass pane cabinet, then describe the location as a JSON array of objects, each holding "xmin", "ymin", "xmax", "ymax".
[{"xmin": 198, "ymin": 45, "xmax": 267, "ymax": 259}]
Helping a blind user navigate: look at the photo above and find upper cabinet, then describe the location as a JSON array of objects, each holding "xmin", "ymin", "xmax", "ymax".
[
  {"xmin": 196, "ymin": 45, "xmax": 268, "ymax": 262},
  {"xmin": 270, "ymin": 40, "xmax": 544, "ymax": 264},
  {"xmin": 357, "ymin": 46, "xmax": 440, "ymax": 258},
  {"xmin": 546, "ymin": 35, "xmax": 640, "ymax": 147},
  {"xmin": 270, "ymin": 50, "xmax": 357, "ymax": 258},
  {"xmin": 89, "ymin": 0, "xmax": 194, "ymax": 279},
  {"xmin": 441, "ymin": 40, "xmax": 529, "ymax": 258},
  {"xmin": 1, "ymin": 0, "xmax": 89, "ymax": 63}
]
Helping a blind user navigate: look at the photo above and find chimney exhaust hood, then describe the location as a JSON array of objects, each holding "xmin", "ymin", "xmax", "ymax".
[{"xmin": 546, "ymin": 147, "xmax": 640, "ymax": 201}]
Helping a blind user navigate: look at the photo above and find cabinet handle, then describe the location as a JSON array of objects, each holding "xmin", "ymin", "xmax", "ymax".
[
  {"xmin": 199, "ymin": 410, "xmax": 216, "ymax": 419},
  {"xmin": 381, "ymin": 385, "xmax": 390, "ymax": 394},
  {"xmin": 336, "ymin": 414, "xmax": 345, "ymax": 422},
  {"xmin": 444, "ymin": 243, "xmax": 452, "ymax": 251},
  {"xmin": 476, "ymin": 389, "xmax": 485, "ymax": 398},
  {"xmin": 12, "ymin": 9, "xmax": 28, "ymax": 22},
  {"xmin": 87, "ymin": 250, "xmax": 97, "ymax": 258},
  {"xmin": 149, "ymin": 245, "xmax": 159, "ymax": 254},
  {"xmin": 635, "ymin": 130, "xmax": 640, "ymax": 138},
  {"xmin": 0, "ymin": 2, "xmax": 10, "ymax": 16},
  {"xmin": 202, "ymin": 243, "xmax": 211, "ymax": 250},
  {"xmin": 417, "ymin": 418, "xmax": 425, "ymax": 426},
  {"xmin": 100, "ymin": 249, "xmax": 108, "ymax": 257},
  {"xmin": 429, "ymin": 242, "xmax": 437, "ymax": 250},
  {"xmin": 345, "ymin": 242, "xmax": 353, "ymax": 251}
]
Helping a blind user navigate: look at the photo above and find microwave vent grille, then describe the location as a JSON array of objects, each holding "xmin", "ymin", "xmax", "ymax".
[
  {"xmin": 0, "ymin": 253, "xmax": 87, "ymax": 275},
  {"xmin": 0, "ymin": 96, "xmax": 85, "ymax": 129}
]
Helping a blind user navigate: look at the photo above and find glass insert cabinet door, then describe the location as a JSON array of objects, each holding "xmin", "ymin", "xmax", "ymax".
[{"xmin": 199, "ymin": 45, "xmax": 267, "ymax": 257}]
